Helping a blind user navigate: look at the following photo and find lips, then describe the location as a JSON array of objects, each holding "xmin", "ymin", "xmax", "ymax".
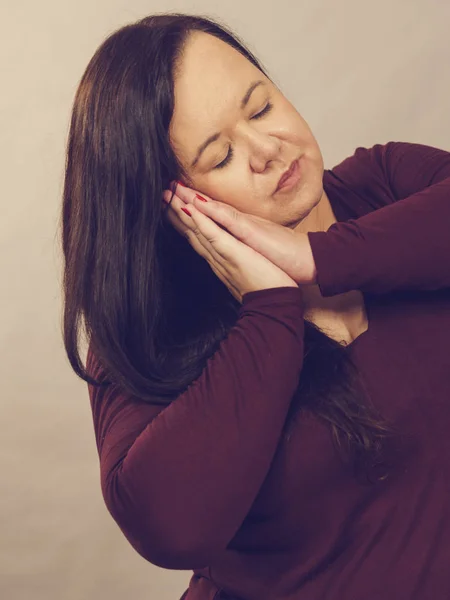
[{"xmin": 276, "ymin": 160, "xmax": 297, "ymax": 192}]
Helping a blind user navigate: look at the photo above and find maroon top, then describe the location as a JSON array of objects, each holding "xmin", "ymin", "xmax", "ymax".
[{"xmin": 87, "ymin": 141, "xmax": 450, "ymax": 600}]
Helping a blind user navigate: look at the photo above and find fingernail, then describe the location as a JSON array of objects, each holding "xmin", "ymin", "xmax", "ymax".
[
  {"xmin": 177, "ymin": 180, "xmax": 187, "ymax": 187},
  {"xmin": 181, "ymin": 207, "xmax": 192, "ymax": 217},
  {"xmin": 195, "ymin": 194, "xmax": 208, "ymax": 202}
]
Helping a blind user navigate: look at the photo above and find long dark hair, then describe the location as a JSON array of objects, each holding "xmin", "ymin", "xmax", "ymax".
[{"xmin": 59, "ymin": 12, "xmax": 393, "ymax": 481}]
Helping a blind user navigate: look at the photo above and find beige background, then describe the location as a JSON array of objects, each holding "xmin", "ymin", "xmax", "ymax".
[{"xmin": 1, "ymin": 0, "xmax": 449, "ymax": 598}]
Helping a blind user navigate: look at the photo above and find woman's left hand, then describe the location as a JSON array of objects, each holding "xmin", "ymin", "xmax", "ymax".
[{"xmin": 165, "ymin": 182, "xmax": 317, "ymax": 286}]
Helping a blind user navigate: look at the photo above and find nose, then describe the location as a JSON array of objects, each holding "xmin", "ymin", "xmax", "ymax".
[{"xmin": 247, "ymin": 131, "xmax": 281, "ymax": 172}]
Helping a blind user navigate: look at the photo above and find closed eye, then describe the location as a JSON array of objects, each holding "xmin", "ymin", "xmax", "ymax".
[
  {"xmin": 213, "ymin": 102, "xmax": 274, "ymax": 170},
  {"xmin": 251, "ymin": 101, "xmax": 273, "ymax": 121}
]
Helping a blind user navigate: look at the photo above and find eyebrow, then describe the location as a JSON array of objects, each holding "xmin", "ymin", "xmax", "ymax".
[{"xmin": 190, "ymin": 79, "xmax": 266, "ymax": 169}]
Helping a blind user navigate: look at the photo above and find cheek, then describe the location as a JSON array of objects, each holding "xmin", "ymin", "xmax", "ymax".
[
  {"xmin": 201, "ymin": 163, "xmax": 247, "ymax": 200},
  {"xmin": 280, "ymin": 104, "xmax": 313, "ymax": 141},
  {"xmin": 206, "ymin": 176, "xmax": 261, "ymax": 213},
  {"xmin": 209, "ymin": 180, "xmax": 244, "ymax": 205}
]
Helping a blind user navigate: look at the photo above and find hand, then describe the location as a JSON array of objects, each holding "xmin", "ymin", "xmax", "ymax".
[
  {"xmin": 166, "ymin": 182, "xmax": 317, "ymax": 286},
  {"xmin": 161, "ymin": 184, "xmax": 299, "ymax": 304}
]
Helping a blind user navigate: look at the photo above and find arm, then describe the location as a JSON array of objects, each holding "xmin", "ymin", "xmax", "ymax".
[
  {"xmin": 307, "ymin": 142, "xmax": 450, "ymax": 296},
  {"xmin": 87, "ymin": 286, "xmax": 305, "ymax": 570}
]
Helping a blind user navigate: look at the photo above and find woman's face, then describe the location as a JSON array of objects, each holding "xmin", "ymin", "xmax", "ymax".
[{"xmin": 169, "ymin": 31, "xmax": 327, "ymax": 230}]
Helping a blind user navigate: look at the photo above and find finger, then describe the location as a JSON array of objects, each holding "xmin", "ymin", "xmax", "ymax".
[
  {"xmin": 163, "ymin": 195, "xmax": 242, "ymax": 302},
  {"xmin": 163, "ymin": 187, "xmax": 232, "ymax": 229},
  {"xmin": 182, "ymin": 201, "xmax": 233, "ymax": 245},
  {"xmin": 169, "ymin": 184, "xmax": 232, "ymax": 235},
  {"xmin": 207, "ymin": 260, "xmax": 242, "ymax": 303},
  {"xmin": 162, "ymin": 194, "xmax": 206, "ymax": 248},
  {"xmin": 170, "ymin": 182, "xmax": 214, "ymax": 205},
  {"xmin": 162, "ymin": 193, "xmax": 230, "ymax": 277},
  {"xmin": 189, "ymin": 195, "xmax": 253, "ymax": 244},
  {"xmin": 164, "ymin": 187, "xmax": 236, "ymax": 236},
  {"xmin": 161, "ymin": 193, "xmax": 190, "ymax": 237},
  {"xmin": 164, "ymin": 191, "xmax": 248, "ymax": 262},
  {"xmin": 180, "ymin": 202, "xmax": 231, "ymax": 265},
  {"xmin": 163, "ymin": 189, "xmax": 245, "ymax": 267},
  {"xmin": 168, "ymin": 185, "xmax": 246, "ymax": 237},
  {"xmin": 179, "ymin": 214, "xmax": 234, "ymax": 286}
]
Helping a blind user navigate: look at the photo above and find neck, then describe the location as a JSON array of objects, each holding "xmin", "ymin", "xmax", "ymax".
[
  {"xmin": 293, "ymin": 189, "xmax": 348, "ymax": 312},
  {"xmin": 294, "ymin": 188, "xmax": 337, "ymax": 235}
]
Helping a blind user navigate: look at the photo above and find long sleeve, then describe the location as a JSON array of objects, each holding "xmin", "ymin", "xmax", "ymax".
[
  {"xmin": 307, "ymin": 141, "xmax": 450, "ymax": 296},
  {"xmin": 87, "ymin": 286, "xmax": 305, "ymax": 570}
]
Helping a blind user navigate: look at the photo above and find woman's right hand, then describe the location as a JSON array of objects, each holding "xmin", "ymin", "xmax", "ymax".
[{"xmin": 162, "ymin": 191, "xmax": 298, "ymax": 304}]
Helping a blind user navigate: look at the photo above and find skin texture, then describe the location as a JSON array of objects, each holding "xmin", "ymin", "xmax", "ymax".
[
  {"xmin": 162, "ymin": 184, "xmax": 318, "ymax": 292},
  {"xmin": 169, "ymin": 31, "xmax": 337, "ymax": 236},
  {"xmin": 167, "ymin": 31, "xmax": 368, "ymax": 337}
]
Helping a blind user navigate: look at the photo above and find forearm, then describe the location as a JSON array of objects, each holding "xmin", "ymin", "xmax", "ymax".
[{"xmin": 307, "ymin": 177, "xmax": 450, "ymax": 296}]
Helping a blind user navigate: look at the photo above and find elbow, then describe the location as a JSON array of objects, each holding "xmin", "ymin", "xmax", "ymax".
[
  {"xmin": 103, "ymin": 468, "xmax": 223, "ymax": 569},
  {"xmin": 104, "ymin": 480, "xmax": 218, "ymax": 569},
  {"xmin": 132, "ymin": 536, "xmax": 219, "ymax": 570}
]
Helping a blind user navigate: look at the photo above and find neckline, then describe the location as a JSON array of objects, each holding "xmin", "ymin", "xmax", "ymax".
[{"xmin": 341, "ymin": 292, "xmax": 372, "ymax": 351}]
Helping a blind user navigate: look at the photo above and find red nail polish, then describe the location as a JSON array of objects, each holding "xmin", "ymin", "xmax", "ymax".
[
  {"xmin": 195, "ymin": 194, "xmax": 208, "ymax": 202},
  {"xmin": 181, "ymin": 207, "xmax": 192, "ymax": 217},
  {"xmin": 177, "ymin": 180, "xmax": 187, "ymax": 187}
]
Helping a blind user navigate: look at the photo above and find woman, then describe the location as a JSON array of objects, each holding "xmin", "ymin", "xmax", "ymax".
[{"xmin": 61, "ymin": 12, "xmax": 450, "ymax": 600}]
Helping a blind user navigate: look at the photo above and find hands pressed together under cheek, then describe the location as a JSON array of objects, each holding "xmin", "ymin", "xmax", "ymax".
[{"xmin": 161, "ymin": 181, "xmax": 317, "ymax": 287}]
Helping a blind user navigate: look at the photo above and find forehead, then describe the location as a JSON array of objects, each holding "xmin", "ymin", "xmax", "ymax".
[
  {"xmin": 175, "ymin": 31, "xmax": 257, "ymax": 85},
  {"xmin": 169, "ymin": 32, "xmax": 266, "ymax": 157}
]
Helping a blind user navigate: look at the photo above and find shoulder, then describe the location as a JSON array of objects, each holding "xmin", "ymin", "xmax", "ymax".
[
  {"xmin": 327, "ymin": 141, "xmax": 398, "ymax": 189},
  {"xmin": 327, "ymin": 141, "xmax": 450, "ymax": 200}
]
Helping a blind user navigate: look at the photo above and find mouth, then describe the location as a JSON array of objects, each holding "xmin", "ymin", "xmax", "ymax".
[{"xmin": 274, "ymin": 157, "xmax": 302, "ymax": 194}]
